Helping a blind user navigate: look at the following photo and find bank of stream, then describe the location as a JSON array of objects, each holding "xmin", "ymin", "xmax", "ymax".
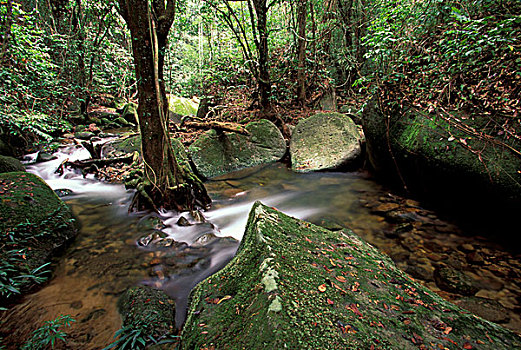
[{"xmin": 1, "ymin": 140, "xmax": 520, "ymax": 348}]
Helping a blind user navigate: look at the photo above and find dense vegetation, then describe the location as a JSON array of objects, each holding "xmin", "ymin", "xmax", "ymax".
[{"xmin": 1, "ymin": 0, "xmax": 518, "ymax": 148}]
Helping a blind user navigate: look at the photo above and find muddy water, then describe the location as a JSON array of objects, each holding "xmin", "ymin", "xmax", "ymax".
[{"xmin": 1, "ymin": 146, "xmax": 521, "ymax": 349}]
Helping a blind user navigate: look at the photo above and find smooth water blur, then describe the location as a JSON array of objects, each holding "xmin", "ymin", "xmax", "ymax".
[{"xmin": 2, "ymin": 143, "xmax": 521, "ymax": 349}]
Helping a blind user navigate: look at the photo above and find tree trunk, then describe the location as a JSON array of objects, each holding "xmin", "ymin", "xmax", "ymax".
[
  {"xmin": 118, "ymin": 0, "xmax": 211, "ymax": 212},
  {"xmin": 296, "ymin": 0, "xmax": 307, "ymax": 104},
  {"xmin": 254, "ymin": 0, "xmax": 272, "ymax": 111}
]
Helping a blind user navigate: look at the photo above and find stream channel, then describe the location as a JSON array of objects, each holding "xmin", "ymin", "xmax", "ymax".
[{"xmin": 1, "ymin": 138, "xmax": 521, "ymax": 348}]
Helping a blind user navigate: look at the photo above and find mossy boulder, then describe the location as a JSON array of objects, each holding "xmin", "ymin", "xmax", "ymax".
[
  {"xmin": 102, "ymin": 134, "xmax": 141, "ymax": 158},
  {"xmin": 362, "ymin": 100, "xmax": 521, "ymax": 212},
  {"xmin": 119, "ymin": 102, "xmax": 138, "ymax": 124},
  {"xmin": 182, "ymin": 202, "xmax": 520, "ymax": 349},
  {"xmin": 290, "ymin": 112, "xmax": 362, "ymax": 172},
  {"xmin": 167, "ymin": 95, "xmax": 199, "ymax": 116},
  {"xmin": 0, "ymin": 155, "xmax": 25, "ymax": 173},
  {"xmin": 189, "ymin": 119, "xmax": 286, "ymax": 179},
  {"xmin": 117, "ymin": 286, "xmax": 176, "ymax": 337},
  {"xmin": 0, "ymin": 172, "xmax": 77, "ymax": 298}
]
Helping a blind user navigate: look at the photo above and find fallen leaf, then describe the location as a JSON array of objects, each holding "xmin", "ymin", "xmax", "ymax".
[
  {"xmin": 327, "ymin": 298, "xmax": 334, "ymax": 305},
  {"xmin": 217, "ymin": 295, "xmax": 232, "ymax": 304},
  {"xmin": 335, "ymin": 276, "xmax": 347, "ymax": 283},
  {"xmin": 443, "ymin": 327, "xmax": 452, "ymax": 335},
  {"xmin": 463, "ymin": 343, "xmax": 473, "ymax": 349},
  {"xmin": 318, "ymin": 284, "xmax": 327, "ymax": 292}
]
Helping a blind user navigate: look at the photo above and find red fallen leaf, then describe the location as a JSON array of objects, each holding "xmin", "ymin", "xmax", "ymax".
[
  {"xmin": 463, "ymin": 343, "xmax": 473, "ymax": 349},
  {"xmin": 305, "ymin": 237, "xmax": 312, "ymax": 243},
  {"xmin": 443, "ymin": 326, "xmax": 453, "ymax": 335},
  {"xmin": 442, "ymin": 337, "xmax": 458, "ymax": 346},
  {"xmin": 335, "ymin": 276, "xmax": 346, "ymax": 283},
  {"xmin": 145, "ymin": 298, "xmax": 151, "ymax": 303},
  {"xmin": 346, "ymin": 303, "xmax": 363, "ymax": 317},
  {"xmin": 331, "ymin": 282, "xmax": 347, "ymax": 294},
  {"xmin": 327, "ymin": 298, "xmax": 334, "ymax": 305},
  {"xmin": 318, "ymin": 284, "xmax": 327, "ymax": 292}
]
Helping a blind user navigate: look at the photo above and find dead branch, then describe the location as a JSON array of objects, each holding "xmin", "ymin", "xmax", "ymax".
[{"xmin": 180, "ymin": 116, "xmax": 249, "ymax": 135}]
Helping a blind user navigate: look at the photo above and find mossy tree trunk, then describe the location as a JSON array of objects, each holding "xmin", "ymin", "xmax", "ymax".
[{"xmin": 118, "ymin": 0, "xmax": 211, "ymax": 212}]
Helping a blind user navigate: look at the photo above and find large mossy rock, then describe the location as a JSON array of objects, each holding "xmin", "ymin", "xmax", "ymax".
[
  {"xmin": 0, "ymin": 172, "xmax": 77, "ymax": 297},
  {"xmin": 182, "ymin": 202, "xmax": 520, "ymax": 349},
  {"xmin": 102, "ymin": 134, "xmax": 142, "ymax": 158},
  {"xmin": 167, "ymin": 95, "xmax": 199, "ymax": 116},
  {"xmin": 362, "ymin": 101, "xmax": 521, "ymax": 212},
  {"xmin": 0, "ymin": 155, "xmax": 25, "ymax": 173},
  {"xmin": 189, "ymin": 119, "xmax": 286, "ymax": 179},
  {"xmin": 119, "ymin": 102, "xmax": 138, "ymax": 124},
  {"xmin": 117, "ymin": 286, "xmax": 176, "ymax": 338},
  {"xmin": 290, "ymin": 112, "xmax": 361, "ymax": 172}
]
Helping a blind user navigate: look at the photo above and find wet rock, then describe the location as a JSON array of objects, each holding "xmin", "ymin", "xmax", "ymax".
[
  {"xmin": 371, "ymin": 202, "xmax": 400, "ymax": 213},
  {"xmin": 0, "ymin": 155, "xmax": 25, "ymax": 173},
  {"xmin": 192, "ymin": 233, "xmax": 218, "ymax": 247},
  {"xmin": 459, "ymin": 243, "xmax": 475, "ymax": 252},
  {"xmin": 36, "ymin": 151, "xmax": 57, "ymax": 163},
  {"xmin": 290, "ymin": 112, "xmax": 361, "ymax": 172},
  {"xmin": 102, "ymin": 134, "xmax": 141, "ymax": 158},
  {"xmin": 190, "ymin": 210, "xmax": 206, "ymax": 223},
  {"xmin": 433, "ymin": 266, "xmax": 479, "ymax": 296},
  {"xmin": 454, "ymin": 297, "xmax": 510, "ymax": 324},
  {"xmin": 74, "ymin": 131, "xmax": 95, "ymax": 140},
  {"xmin": 54, "ymin": 188, "xmax": 74, "ymax": 197},
  {"xmin": 315, "ymin": 217, "xmax": 344, "ymax": 231},
  {"xmin": 393, "ymin": 223, "xmax": 414, "ymax": 235},
  {"xmin": 177, "ymin": 216, "xmax": 192, "ymax": 227},
  {"xmin": 405, "ymin": 265, "xmax": 434, "ymax": 282},
  {"xmin": 384, "ymin": 210, "xmax": 419, "ymax": 223},
  {"xmin": 189, "ymin": 119, "xmax": 286, "ymax": 179},
  {"xmin": 137, "ymin": 231, "xmax": 168, "ymax": 247},
  {"xmin": 182, "ymin": 203, "xmax": 521, "ymax": 349},
  {"xmin": 466, "ymin": 251, "xmax": 485, "ymax": 265}
]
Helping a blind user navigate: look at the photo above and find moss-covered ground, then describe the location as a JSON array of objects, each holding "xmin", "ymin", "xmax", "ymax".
[{"xmin": 182, "ymin": 202, "xmax": 521, "ymax": 349}]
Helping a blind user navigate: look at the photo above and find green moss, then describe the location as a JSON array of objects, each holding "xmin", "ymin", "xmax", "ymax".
[
  {"xmin": 167, "ymin": 95, "xmax": 199, "ymax": 116},
  {"xmin": 182, "ymin": 203, "xmax": 520, "ymax": 349},
  {"xmin": 188, "ymin": 119, "xmax": 286, "ymax": 178},
  {"xmin": 0, "ymin": 155, "xmax": 25, "ymax": 174}
]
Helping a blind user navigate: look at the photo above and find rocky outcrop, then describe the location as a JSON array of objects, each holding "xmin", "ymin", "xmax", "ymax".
[
  {"xmin": 102, "ymin": 134, "xmax": 141, "ymax": 158},
  {"xmin": 290, "ymin": 112, "xmax": 362, "ymax": 172},
  {"xmin": 182, "ymin": 202, "xmax": 520, "ymax": 349},
  {"xmin": 0, "ymin": 155, "xmax": 25, "ymax": 173},
  {"xmin": 189, "ymin": 119, "xmax": 286, "ymax": 179},
  {"xmin": 118, "ymin": 102, "xmax": 138, "ymax": 125},
  {"xmin": 362, "ymin": 100, "xmax": 521, "ymax": 214},
  {"xmin": 0, "ymin": 172, "xmax": 77, "ymax": 299}
]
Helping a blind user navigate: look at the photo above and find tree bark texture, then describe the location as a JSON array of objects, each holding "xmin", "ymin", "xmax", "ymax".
[
  {"xmin": 118, "ymin": 0, "xmax": 211, "ymax": 212},
  {"xmin": 296, "ymin": 0, "xmax": 307, "ymax": 104}
]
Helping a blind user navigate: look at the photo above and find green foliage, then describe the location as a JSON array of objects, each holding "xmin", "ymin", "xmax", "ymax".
[
  {"xmin": 358, "ymin": 0, "xmax": 521, "ymax": 114},
  {"xmin": 21, "ymin": 314, "xmax": 75, "ymax": 350},
  {"xmin": 103, "ymin": 314, "xmax": 178, "ymax": 350}
]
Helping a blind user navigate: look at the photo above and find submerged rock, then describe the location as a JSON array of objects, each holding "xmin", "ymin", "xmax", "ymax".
[
  {"xmin": 189, "ymin": 119, "xmax": 286, "ymax": 179},
  {"xmin": 290, "ymin": 112, "xmax": 362, "ymax": 172},
  {"xmin": 0, "ymin": 172, "xmax": 77, "ymax": 298},
  {"xmin": 182, "ymin": 202, "xmax": 520, "ymax": 349},
  {"xmin": 0, "ymin": 155, "xmax": 25, "ymax": 173},
  {"xmin": 433, "ymin": 266, "xmax": 479, "ymax": 296}
]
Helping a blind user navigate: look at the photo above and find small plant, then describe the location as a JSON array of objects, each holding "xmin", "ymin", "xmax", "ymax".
[
  {"xmin": 21, "ymin": 314, "xmax": 75, "ymax": 350},
  {"xmin": 0, "ymin": 249, "xmax": 50, "ymax": 299},
  {"xmin": 103, "ymin": 314, "xmax": 178, "ymax": 350}
]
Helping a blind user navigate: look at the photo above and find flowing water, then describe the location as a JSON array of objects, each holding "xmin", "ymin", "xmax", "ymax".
[{"xmin": 1, "ymin": 140, "xmax": 521, "ymax": 348}]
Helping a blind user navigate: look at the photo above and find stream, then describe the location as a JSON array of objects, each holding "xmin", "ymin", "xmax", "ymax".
[{"xmin": 1, "ymin": 139, "xmax": 521, "ymax": 348}]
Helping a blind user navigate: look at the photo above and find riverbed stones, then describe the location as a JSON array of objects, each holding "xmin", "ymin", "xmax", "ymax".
[
  {"xmin": 0, "ymin": 155, "xmax": 25, "ymax": 173},
  {"xmin": 189, "ymin": 119, "xmax": 286, "ymax": 179},
  {"xmin": 290, "ymin": 112, "xmax": 361, "ymax": 172},
  {"xmin": 0, "ymin": 172, "xmax": 77, "ymax": 298},
  {"xmin": 181, "ymin": 202, "xmax": 520, "ymax": 349},
  {"xmin": 433, "ymin": 266, "xmax": 479, "ymax": 296}
]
